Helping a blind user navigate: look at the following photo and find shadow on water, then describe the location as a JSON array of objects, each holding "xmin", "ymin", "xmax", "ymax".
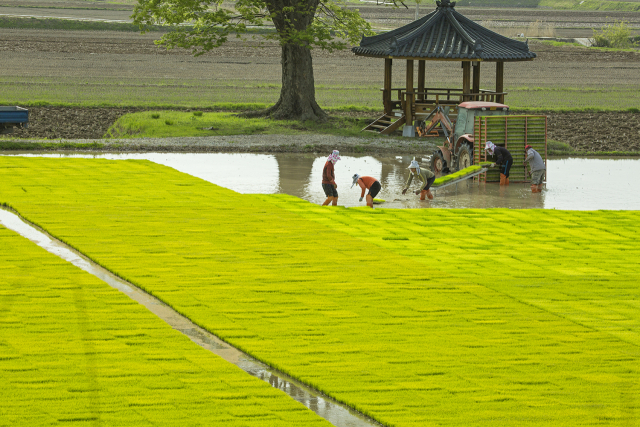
[
  {"xmin": 2, "ymin": 152, "xmax": 640, "ymax": 209},
  {"xmin": 0, "ymin": 208, "xmax": 383, "ymax": 427}
]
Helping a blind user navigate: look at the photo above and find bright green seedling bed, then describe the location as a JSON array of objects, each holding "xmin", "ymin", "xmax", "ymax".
[
  {"xmin": 0, "ymin": 224, "xmax": 331, "ymax": 426},
  {"xmin": 2, "ymin": 157, "xmax": 640, "ymax": 427},
  {"xmin": 432, "ymin": 164, "xmax": 485, "ymax": 187}
]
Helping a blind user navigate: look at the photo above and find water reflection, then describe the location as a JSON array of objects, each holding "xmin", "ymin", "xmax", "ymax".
[{"xmin": 2, "ymin": 152, "xmax": 640, "ymax": 210}]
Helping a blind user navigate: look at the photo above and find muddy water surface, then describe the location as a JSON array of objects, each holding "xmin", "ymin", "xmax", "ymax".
[{"xmin": 5, "ymin": 153, "xmax": 640, "ymax": 210}]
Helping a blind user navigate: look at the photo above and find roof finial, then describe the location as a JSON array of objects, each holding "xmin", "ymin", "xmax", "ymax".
[{"xmin": 436, "ymin": 0, "xmax": 456, "ymax": 7}]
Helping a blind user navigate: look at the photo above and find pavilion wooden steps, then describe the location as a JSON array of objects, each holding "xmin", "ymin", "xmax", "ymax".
[{"xmin": 362, "ymin": 112, "xmax": 405, "ymax": 135}]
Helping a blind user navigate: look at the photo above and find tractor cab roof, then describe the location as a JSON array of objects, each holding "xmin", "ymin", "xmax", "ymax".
[{"xmin": 458, "ymin": 101, "xmax": 509, "ymax": 110}]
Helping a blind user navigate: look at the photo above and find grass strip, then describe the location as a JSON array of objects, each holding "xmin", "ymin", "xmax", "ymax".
[
  {"xmin": 454, "ymin": 0, "xmax": 640, "ymax": 11},
  {"xmin": 2, "ymin": 76, "xmax": 639, "ymax": 111},
  {"xmin": 0, "ymin": 140, "xmax": 106, "ymax": 150},
  {"xmin": 0, "ymin": 222, "xmax": 332, "ymax": 426},
  {"xmin": 539, "ymin": 40, "xmax": 640, "ymax": 52},
  {"xmin": 1, "ymin": 157, "xmax": 640, "ymax": 426},
  {"xmin": 0, "ymin": 16, "xmax": 276, "ymax": 34},
  {"xmin": 105, "ymin": 111, "xmax": 373, "ymax": 139},
  {"xmin": 539, "ymin": 0, "xmax": 640, "ymax": 11},
  {"xmin": 0, "ymin": 16, "xmax": 165, "ymax": 32}
]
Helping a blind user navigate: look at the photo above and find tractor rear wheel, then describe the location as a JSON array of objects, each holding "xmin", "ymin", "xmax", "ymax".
[
  {"xmin": 431, "ymin": 150, "xmax": 447, "ymax": 174},
  {"xmin": 456, "ymin": 143, "xmax": 473, "ymax": 171}
]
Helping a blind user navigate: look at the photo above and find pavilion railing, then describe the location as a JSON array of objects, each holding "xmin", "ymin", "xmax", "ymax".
[{"xmin": 383, "ymin": 87, "xmax": 507, "ymax": 115}]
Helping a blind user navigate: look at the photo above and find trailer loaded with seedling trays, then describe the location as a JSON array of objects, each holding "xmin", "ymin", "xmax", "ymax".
[
  {"xmin": 474, "ymin": 115, "xmax": 547, "ymax": 183},
  {"xmin": 428, "ymin": 101, "xmax": 547, "ymax": 184},
  {"xmin": 0, "ymin": 106, "xmax": 29, "ymax": 134}
]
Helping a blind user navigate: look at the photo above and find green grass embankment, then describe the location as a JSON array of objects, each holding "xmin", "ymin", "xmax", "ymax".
[
  {"xmin": 0, "ymin": 16, "xmax": 161, "ymax": 32},
  {"xmin": 2, "ymin": 75, "xmax": 639, "ymax": 112},
  {"xmin": 0, "ymin": 221, "xmax": 332, "ymax": 426},
  {"xmin": 104, "ymin": 111, "xmax": 372, "ymax": 138},
  {"xmin": 1, "ymin": 157, "xmax": 639, "ymax": 427}
]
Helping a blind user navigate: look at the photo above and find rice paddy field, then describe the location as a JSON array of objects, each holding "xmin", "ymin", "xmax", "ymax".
[
  {"xmin": 0, "ymin": 214, "xmax": 333, "ymax": 426},
  {"xmin": 2, "ymin": 157, "xmax": 640, "ymax": 426}
]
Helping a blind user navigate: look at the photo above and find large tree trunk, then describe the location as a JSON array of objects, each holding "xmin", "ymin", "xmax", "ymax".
[
  {"xmin": 258, "ymin": 0, "xmax": 328, "ymax": 122},
  {"xmin": 266, "ymin": 43, "xmax": 327, "ymax": 121}
]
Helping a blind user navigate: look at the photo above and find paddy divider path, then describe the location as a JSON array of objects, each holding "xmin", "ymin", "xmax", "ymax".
[{"xmin": 0, "ymin": 206, "xmax": 383, "ymax": 427}]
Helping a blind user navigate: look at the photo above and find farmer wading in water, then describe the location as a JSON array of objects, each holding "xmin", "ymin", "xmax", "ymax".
[
  {"xmin": 402, "ymin": 158, "xmax": 435, "ymax": 201},
  {"xmin": 485, "ymin": 141, "xmax": 513, "ymax": 185},
  {"xmin": 352, "ymin": 174, "xmax": 381, "ymax": 208},
  {"xmin": 322, "ymin": 150, "xmax": 341, "ymax": 206}
]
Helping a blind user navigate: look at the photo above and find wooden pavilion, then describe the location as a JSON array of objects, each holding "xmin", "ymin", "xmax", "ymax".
[{"xmin": 352, "ymin": 0, "xmax": 536, "ymax": 136}]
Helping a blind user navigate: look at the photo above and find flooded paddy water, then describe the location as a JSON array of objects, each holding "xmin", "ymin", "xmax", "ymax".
[{"xmin": 4, "ymin": 153, "xmax": 640, "ymax": 210}]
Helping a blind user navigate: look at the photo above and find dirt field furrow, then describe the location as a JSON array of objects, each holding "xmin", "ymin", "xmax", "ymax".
[
  {"xmin": 1, "ymin": 5, "xmax": 639, "ymax": 152},
  {"xmin": 6, "ymin": 107, "xmax": 640, "ymax": 154}
]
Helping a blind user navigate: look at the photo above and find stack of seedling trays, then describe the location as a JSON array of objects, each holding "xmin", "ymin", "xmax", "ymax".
[
  {"xmin": 473, "ymin": 115, "xmax": 547, "ymax": 183},
  {"xmin": 431, "ymin": 164, "xmax": 490, "ymax": 190}
]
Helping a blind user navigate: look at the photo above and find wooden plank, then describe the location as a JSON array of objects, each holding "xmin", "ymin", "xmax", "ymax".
[
  {"xmin": 381, "ymin": 116, "xmax": 406, "ymax": 135},
  {"xmin": 417, "ymin": 60, "xmax": 425, "ymax": 102},
  {"xmin": 384, "ymin": 58, "xmax": 393, "ymax": 114},
  {"xmin": 462, "ymin": 62, "xmax": 471, "ymax": 102},
  {"xmin": 472, "ymin": 62, "xmax": 481, "ymax": 100},
  {"xmin": 405, "ymin": 60, "xmax": 414, "ymax": 127},
  {"xmin": 496, "ymin": 62, "xmax": 504, "ymax": 104}
]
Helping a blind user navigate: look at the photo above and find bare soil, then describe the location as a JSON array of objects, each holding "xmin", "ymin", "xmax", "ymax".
[
  {"xmin": 8, "ymin": 107, "xmax": 640, "ymax": 153},
  {"xmin": 2, "ymin": 31, "xmax": 639, "ymax": 62},
  {"xmin": 1, "ymin": 10, "xmax": 639, "ymax": 153}
]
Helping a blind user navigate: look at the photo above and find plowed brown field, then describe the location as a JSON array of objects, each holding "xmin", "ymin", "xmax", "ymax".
[{"xmin": 1, "ymin": 5, "xmax": 639, "ymax": 152}]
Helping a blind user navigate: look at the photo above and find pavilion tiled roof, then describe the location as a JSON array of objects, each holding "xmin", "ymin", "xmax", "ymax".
[{"xmin": 352, "ymin": 0, "xmax": 536, "ymax": 61}]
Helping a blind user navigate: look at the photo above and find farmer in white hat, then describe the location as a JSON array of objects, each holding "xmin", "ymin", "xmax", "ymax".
[
  {"xmin": 402, "ymin": 158, "xmax": 435, "ymax": 200},
  {"xmin": 322, "ymin": 150, "xmax": 341, "ymax": 206},
  {"xmin": 351, "ymin": 174, "xmax": 381, "ymax": 208},
  {"xmin": 485, "ymin": 141, "xmax": 513, "ymax": 185}
]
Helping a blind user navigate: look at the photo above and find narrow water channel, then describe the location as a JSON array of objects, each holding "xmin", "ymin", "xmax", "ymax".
[
  {"xmin": 4, "ymin": 152, "xmax": 640, "ymax": 210},
  {"xmin": 0, "ymin": 207, "xmax": 382, "ymax": 427}
]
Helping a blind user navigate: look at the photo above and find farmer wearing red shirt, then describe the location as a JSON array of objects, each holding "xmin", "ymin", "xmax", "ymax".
[
  {"xmin": 351, "ymin": 174, "xmax": 381, "ymax": 208},
  {"xmin": 322, "ymin": 150, "xmax": 341, "ymax": 206}
]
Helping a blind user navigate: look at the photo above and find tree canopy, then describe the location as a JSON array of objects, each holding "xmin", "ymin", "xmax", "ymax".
[{"xmin": 133, "ymin": 0, "xmax": 376, "ymax": 120}]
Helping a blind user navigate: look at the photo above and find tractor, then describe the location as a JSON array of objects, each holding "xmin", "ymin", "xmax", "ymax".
[{"xmin": 419, "ymin": 101, "xmax": 509, "ymax": 173}]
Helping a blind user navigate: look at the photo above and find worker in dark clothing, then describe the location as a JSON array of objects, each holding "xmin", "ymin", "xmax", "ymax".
[
  {"xmin": 322, "ymin": 150, "xmax": 341, "ymax": 206},
  {"xmin": 485, "ymin": 141, "xmax": 512, "ymax": 185}
]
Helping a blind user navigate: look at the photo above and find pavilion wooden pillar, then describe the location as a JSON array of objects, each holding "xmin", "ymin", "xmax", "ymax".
[
  {"xmin": 472, "ymin": 61, "xmax": 481, "ymax": 100},
  {"xmin": 496, "ymin": 61, "xmax": 504, "ymax": 104},
  {"xmin": 383, "ymin": 58, "xmax": 393, "ymax": 114},
  {"xmin": 462, "ymin": 61, "xmax": 471, "ymax": 101},
  {"xmin": 405, "ymin": 59, "xmax": 414, "ymax": 126},
  {"xmin": 417, "ymin": 60, "xmax": 426, "ymax": 102}
]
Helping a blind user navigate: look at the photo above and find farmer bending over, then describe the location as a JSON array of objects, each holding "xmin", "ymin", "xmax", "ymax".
[
  {"xmin": 352, "ymin": 174, "xmax": 381, "ymax": 208},
  {"xmin": 524, "ymin": 144, "xmax": 546, "ymax": 193},
  {"xmin": 485, "ymin": 141, "xmax": 513, "ymax": 185},
  {"xmin": 402, "ymin": 159, "xmax": 435, "ymax": 200},
  {"xmin": 322, "ymin": 150, "xmax": 341, "ymax": 206}
]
